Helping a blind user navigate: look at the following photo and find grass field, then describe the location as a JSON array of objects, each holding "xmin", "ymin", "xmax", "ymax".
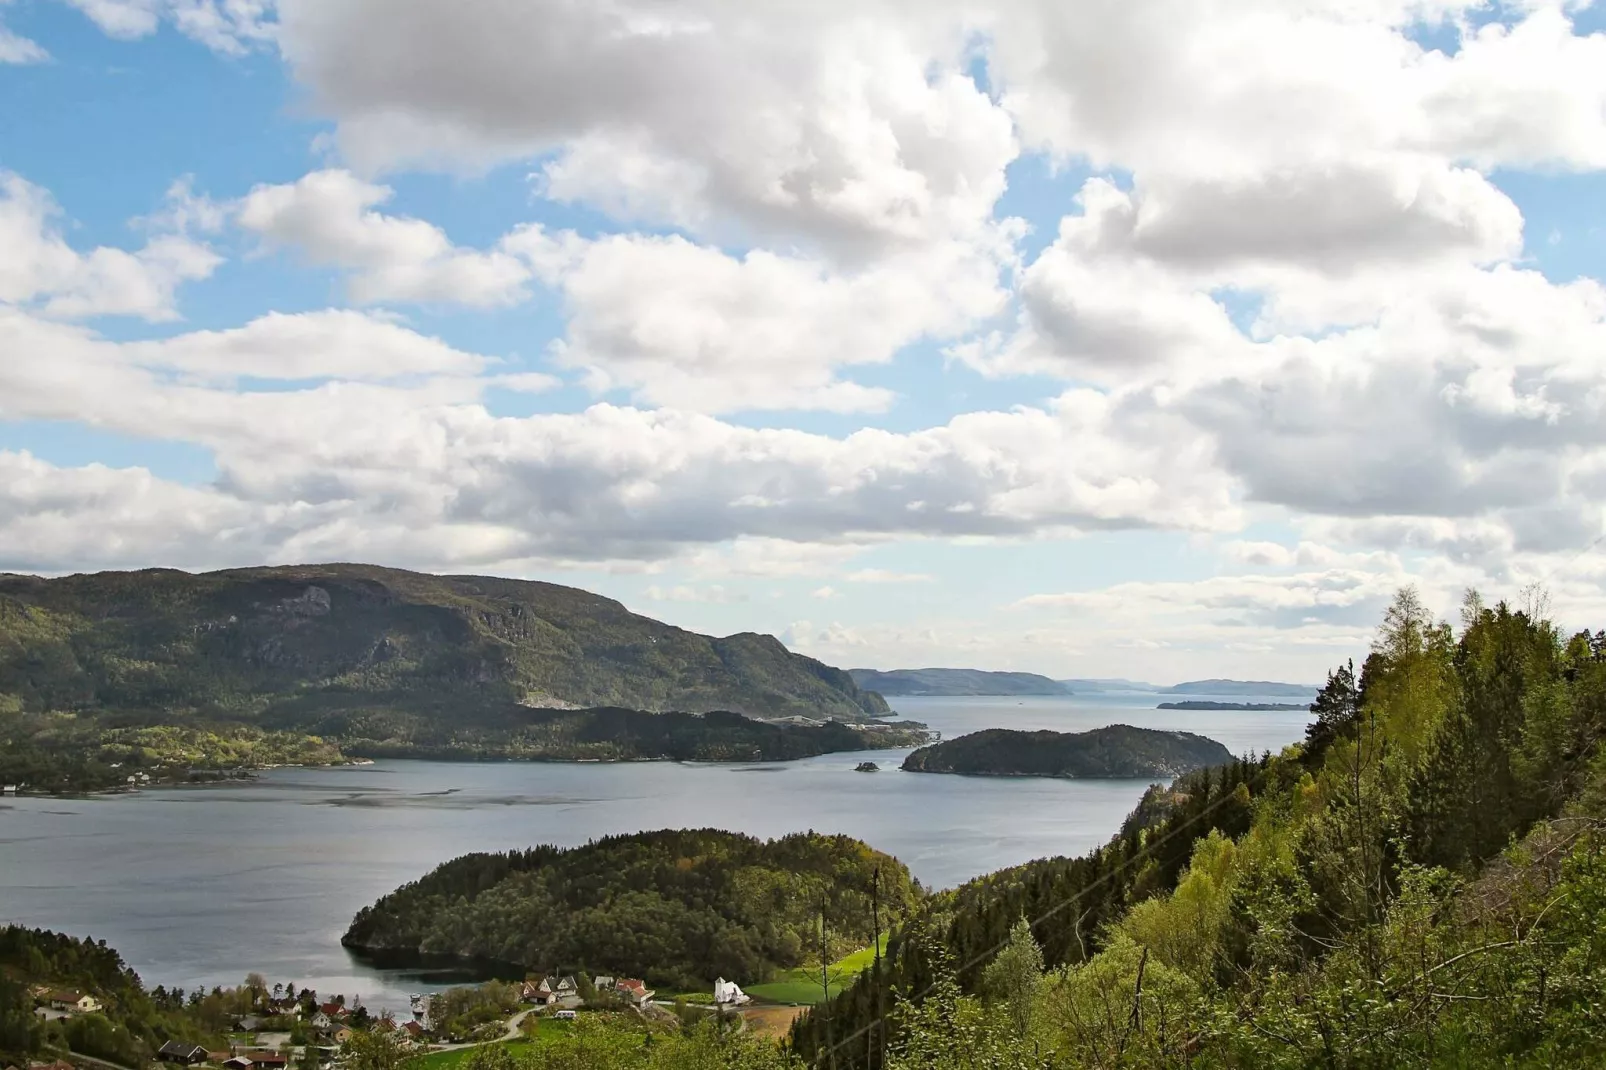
[
  {"xmin": 403, "ymin": 1030, "xmax": 568, "ymax": 1070},
  {"xmin": 744, "ymin": 935, "xmax": 889, "ymax": 1006}
]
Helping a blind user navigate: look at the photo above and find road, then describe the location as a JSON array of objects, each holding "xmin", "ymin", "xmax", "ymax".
[{"xmin": 426, "ymin": 1008, "xmax": 536, "ymax": 1052}]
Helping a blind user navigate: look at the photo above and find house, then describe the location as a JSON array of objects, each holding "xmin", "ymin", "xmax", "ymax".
[
  {"xmin": 309, "ymin": 1012, "xmax": 331, "ymax": 1030},
  {"xmin": 592, "ymin": 976, "xmax": 615, "ymax": 992},
  {"xmin": 317, "ymin": 1002, "xmax": 344, "ymax": 1019},
  {"xmin": 331, "ymin": 1028, "xmax": 353, "ymax": 1045},
  {"xmin": 396, "ymin": 1020, "xmax": 425, "ymax": 1040},
  {"xmin": 1, "ymin": 785, "xmax": 18, "ymax": 794},
  {"xmin": 614, "ymin": 980, "xmax": 654, "ymax": 1008},
  {"xmin": 712, "ymin": 979, "xmax": 750, "ymax": 1006},
  {"xmin": 157, "ymin": 1043, "xmax": 210, "ymax": 1065},
  {"xmin": 518, "ymin": 979, "xmax": 551, "ymax": 1004},
  {"xmin": 46, "ymin": 990, "xmax": 101, "ymax": 1014},
  {"xmin": 554, "ymin": 976, "xmax": 577, "ymax": 998},
  {"xmin": 243, "ymin": 1053, "xmax": 286, "ymax": 1070},
  {"xmin": 222, "ymin": 1057, "xmax": 254, "ymax": 1070}
]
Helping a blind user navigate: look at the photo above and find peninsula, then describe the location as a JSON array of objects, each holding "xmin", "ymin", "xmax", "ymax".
[{"xmin": 342, "ymin": 829, "xmax": 923, "ymax": 992}]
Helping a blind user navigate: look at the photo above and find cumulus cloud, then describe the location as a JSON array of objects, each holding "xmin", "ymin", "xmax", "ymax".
[
  {"xmin": 237, "ymin": 170, "xmax": 532, "ymax": 307},
  {"xmin": 272, "ymin": 0, "xmax": 1016, "ymax": 259},
  {"xmin": 521, "ymin": 228, "xmax": 1011, "ymax": 412},
  {"xmin": 0, "ymin": 172, "xmax": 221, "ymax": 320},
  {"xmin": 0, "ymin": 301, "xmax": 1245, "ymax": 573},
  {"xmin": 57, "ymin": 0, "xmax": 274, "ymax": 54},
  {"xmin": 0, "ymin": 8, "xmax": 46, "ymax": 63},
  {"xmin": 236, "ymin": 171, "xmax": 1012, "ymax": 411}
]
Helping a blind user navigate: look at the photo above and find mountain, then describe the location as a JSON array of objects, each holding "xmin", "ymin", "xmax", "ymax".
[
  {"xmin": 342, "ymin": 829, "xmax": 923, "ymax": 992},
  {"xmin": 0, "ymin": 564, "xmax": 888, "ymax": 723},
  {"xmin": 848, "ymin": 667, "xmax": 1073, "ymax": 696},
  {"xmin": 900, "ymin": 724, "xmax": 1232, "ymax": 779},
  {"xmin": 1059, "ymin": 677, "xmax": 1160, "ymax": 692},
  {"xmin": 1156, "ymin": 700, "xmax": 1309, "ymax": 711},
  {"xmin": 1161, "ymin": 678, "xmax": 1319, "ymax": 697}
]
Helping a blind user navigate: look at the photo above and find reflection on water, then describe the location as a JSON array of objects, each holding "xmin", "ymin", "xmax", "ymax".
[{"xmin": 0, "ymin": 692, "xmax": 1309, "ymax": 1012}]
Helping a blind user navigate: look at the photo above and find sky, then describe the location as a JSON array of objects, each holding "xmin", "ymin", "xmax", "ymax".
[{"xmin": 2, "ymin": 0, "xmax": 1606, "ymax": 684}]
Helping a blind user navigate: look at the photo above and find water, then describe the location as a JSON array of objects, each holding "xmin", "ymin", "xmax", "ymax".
[{"xmin": 0, "ymin": 691, "xmax": 1309, "ymax": 1011}]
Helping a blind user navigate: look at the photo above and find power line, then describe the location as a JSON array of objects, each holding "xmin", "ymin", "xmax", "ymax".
[{"xmin": 812, "ymin": 760, "xmax": 1265, "ymax": 1066}]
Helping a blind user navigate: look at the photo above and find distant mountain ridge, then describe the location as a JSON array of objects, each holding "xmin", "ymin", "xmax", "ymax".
[
  {"xmin": 848, "ymin": 667, "xmax": 1074, "ymax": 696},
  {"xmin": 1160, "ymin": 679, "xmax": 1319, "ymax": 697},
  {"xmin": 1062, "ymin": 678, "xmax": 1319, "ymax": 696},
  {"xmin": 0, "ymin": 564, "xmax": 888, "ymax": 724}
]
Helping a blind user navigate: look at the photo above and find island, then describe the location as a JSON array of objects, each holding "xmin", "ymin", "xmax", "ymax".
[
  {"xmin": 848, "ymin": 667, "xmax": 1073, "ymax": 696},
  {"xmin": 900, "ymin": 725, "xmax": 1234, "ymax": 779},
  {"xmin": 855, "ymin": 761, "xmax": 880, "ymax": 772},
  {"xmin": 342, "ymin": 829, "xmax": 923, "ymax": 992},
  {"xmin": 1157, "ymin": 701, "xmax": 1309, "ymax": 711}
]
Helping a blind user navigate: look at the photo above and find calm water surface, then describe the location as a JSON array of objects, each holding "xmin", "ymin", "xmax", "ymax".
[{"xmin": 0, "ymin": 692, "xmax": 1309, "ymax": 1010}]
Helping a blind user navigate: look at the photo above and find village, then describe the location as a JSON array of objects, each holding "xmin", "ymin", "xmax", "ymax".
[{"xmin": 10, "ymin": 970, "xmax": 759, "ymax": 1070}]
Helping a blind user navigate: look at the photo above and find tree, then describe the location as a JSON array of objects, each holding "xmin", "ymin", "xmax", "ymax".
[
  {"xmin": 341, "ymin": 1028, "xmax": 406, "ymax": 1070},
  {"xmin": 1302, "ymin": 659, "xmax": 1359, "ymax": 766},
  {"xmin": 981, "ymin": 917, "xmax": 1043, "ymax": 1040}
]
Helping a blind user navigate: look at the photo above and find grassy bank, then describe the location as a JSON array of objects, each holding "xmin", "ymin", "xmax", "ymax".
[{"xmin": 744, "ymin": 935, "xmax": 888, "ymax": 1005}]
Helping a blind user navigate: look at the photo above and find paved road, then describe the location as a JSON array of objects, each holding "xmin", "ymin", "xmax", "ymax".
[{"xmin": 426, "ymin": 1008, "xmax": 536, "ymax": 1052}]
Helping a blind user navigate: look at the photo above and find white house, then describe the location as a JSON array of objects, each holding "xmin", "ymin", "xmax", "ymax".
[
  {"xmin": 712, "ymin": 979, "xmax": 750, "ymax": 1006},
  {"xmin": 47, "ymin": 990, "xmax": 102, "ymax": 1014}
]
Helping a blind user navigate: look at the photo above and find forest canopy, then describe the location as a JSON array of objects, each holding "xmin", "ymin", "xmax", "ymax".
[
  {"xmin": 794, "ymin": 589, "xmax": 1606, "ymax": 1069},
  {"xmin": 342, "ymin": 829, "xmax": 923, "ymax": 992}
]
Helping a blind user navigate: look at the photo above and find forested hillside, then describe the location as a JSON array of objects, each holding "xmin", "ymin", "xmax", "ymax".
[
  {"xmin": 793, "ymin": 590, "xmax": 1606, "ymax": 1068},
  {"xmin": 0, "ymin": 564, "xmax": 888, "ymax": 723},
  {"xmin": 901, "ymin": 725, "xmax": 1232, "ymax": 778},
  {"xmin": 0, "ymin": 927, "xmax": 244, "ymax": 1066},
  {"xmin": 343, "ymin": 829, "xmax": 923, "ymax": 991}
]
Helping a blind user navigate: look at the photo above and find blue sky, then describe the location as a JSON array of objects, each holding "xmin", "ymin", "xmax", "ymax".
[{"xmin": 3, "ymin": 0, "xmax": 1605, "ymax": 682}]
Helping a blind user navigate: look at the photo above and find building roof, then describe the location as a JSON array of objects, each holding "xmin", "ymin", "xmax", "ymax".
[{"xmin": 158, "ymin": 1042, "xmax": 208, "ymax": 1058}]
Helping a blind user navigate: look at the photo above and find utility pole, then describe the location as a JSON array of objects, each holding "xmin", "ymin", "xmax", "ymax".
[
  {"xmin": 869, "ymin": 867, "xmax": 881, "ymax": 1070},
  {"xmin": 820, "ymin": 895, "xmax": 837, "ymax": 1070}
]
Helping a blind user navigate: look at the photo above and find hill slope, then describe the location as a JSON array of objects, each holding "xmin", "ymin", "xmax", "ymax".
[
  {"xmin": 901, "ymin": 725, "xmax": 1232, "ymax": 778},
  {"xmin": 848, "ymin": 668, "xmax": 1073, "ymax": 696},
  {"xmin": 0, "ymin": 564, "xmax": 887, "ymax": 723}
]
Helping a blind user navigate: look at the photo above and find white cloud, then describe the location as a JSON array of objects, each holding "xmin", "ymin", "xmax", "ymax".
[
  {"xmin": 57, "ymin": 0, "xmax": 274, "ymax": 55},
  {"xmin": 0, "ymin": 172, "xmax": 221, "ymax": 320},
  {"xmin": 0, "ymin": 6, "xmax": 46, "ymax": 63},
  {"xmin": 0, "ymin": 302, "xmax": 1245, "ymax": 572},
  {"xmin": 236, "ymin": 171, "xmax": 1012, "ymax": 411},
  {"xmin": 519, "ymin": 227, "xmax": 1011, "ymax": 412},
  {"xmin": 273, "ymin": 0, "xmax": 1016, "ymax": 259},
  {"xmin": 642, "ymin": 583, "xmax": 746, "ymax": 604},
  {"xmin": 845, "ymin": 569, "xmax": 934, "ymax": 583},
  {"xmin": 237, "ymin": 170, "xmax": 532, "ymax": 307}
]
